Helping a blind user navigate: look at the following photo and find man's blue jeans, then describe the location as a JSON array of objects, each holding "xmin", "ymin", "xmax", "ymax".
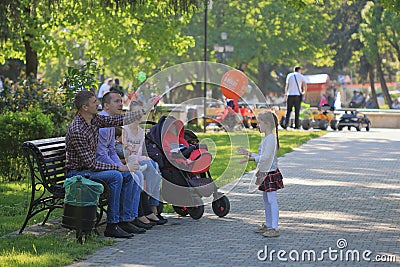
[{"xmin": 66, "ymin": 170, "xmax": 138, "ymax": 224}]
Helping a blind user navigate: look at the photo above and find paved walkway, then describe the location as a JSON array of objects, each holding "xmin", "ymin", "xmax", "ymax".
[{"xmin": 68, "ymin": 128, "xmax": 400, "ymax": 267}]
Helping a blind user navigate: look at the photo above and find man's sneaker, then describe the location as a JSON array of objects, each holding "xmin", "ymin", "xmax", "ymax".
[
  {"xmin": 104, "ymin": 224, "xmax": 134, "ymax": 238},
  {"xmin": 254, "ymin": 223, "xmax": 273, "ymax": 233},
  {"xmin": 262, "ymin": 229, "xmax": 280, "ymax": 238},
  {"xmin": 119, "ymin": 222, "xmax": 146, "ymax": 234}
]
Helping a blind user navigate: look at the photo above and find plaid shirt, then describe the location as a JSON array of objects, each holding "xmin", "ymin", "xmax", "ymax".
[{"xmin": 65, "ymin": 110, "xmax": 143, "ymax": 172}]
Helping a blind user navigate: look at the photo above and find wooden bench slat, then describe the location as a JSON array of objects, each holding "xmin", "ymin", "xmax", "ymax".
[
  {"xmin": 47, "ymin": 171, "xmax": 65, "ymax": 179},
  {"xmin": 44, "ymin": 155, "xmax": 66, "ymax": 164},
  {"xmin": 28, "ymin": 137, "xmax": 65, "ymax": 146},
  {"xmin": 41, "ymin": 149, "xmax": 66, "ymax": 158},
  {"xmin": 37, "ymin": 141, "xmax": 65, "ymax": 148},
  {"xmin": 40, "ymin": 146, "xmax": 65, "ymax": 154},
  {"xmin": 47, "ymin": 176, "xmax": 66, "ymax": 184}
]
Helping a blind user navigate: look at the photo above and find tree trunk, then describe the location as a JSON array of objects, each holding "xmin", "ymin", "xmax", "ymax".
[
  {"xmin": 368, "ymin": 66, "xmax": 379, "ymax": 108},
  {"xmin": 376, "ymin": 53, "xmax": 392, "ymax": 108},
  {"xmin": 24, "ymin": 38, "xmax": 38, "ymax": 78},
  {"xmin": 257, "ymin": 61, "xmax": 281, "ymax": 96},
  {"xmin": 257, "ymin": 61, "xmax": 268, "ymax": 96}
]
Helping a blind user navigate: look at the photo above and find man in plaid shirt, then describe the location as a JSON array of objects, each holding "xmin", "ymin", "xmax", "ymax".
[{"xmin": 65, "ymin": 90, "xmax": 157, "ymax": 238}]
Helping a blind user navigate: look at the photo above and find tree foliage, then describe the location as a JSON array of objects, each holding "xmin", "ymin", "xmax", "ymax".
[
  {"xmin": 0, "ymin": 0, "xmax": 200, "ymax": 78},
  {"xmin": 203, "ymin": 0, "xmax": 334, "ymax": 94},
  {"xmin": 359, "ymin": 1, "xmax": 399, "ymax": 107},
  {"xmin": 326, "ymin": 0, "xmax": 367, "ymax": 70},
  {"xmin": 326, "ymin": 0, "xmax": 399, "ymax": 107}
]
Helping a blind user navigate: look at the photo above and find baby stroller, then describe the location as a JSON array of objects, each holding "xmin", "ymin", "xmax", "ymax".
[{"xmin": 145, "ymin": 115, "xmax": 230, "ymax": 220}]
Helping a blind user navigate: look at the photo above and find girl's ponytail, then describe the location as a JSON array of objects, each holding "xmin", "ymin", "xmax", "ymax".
[{"xmin": 272, "ymin": 112, "xmax": 280, "ymax": 150}]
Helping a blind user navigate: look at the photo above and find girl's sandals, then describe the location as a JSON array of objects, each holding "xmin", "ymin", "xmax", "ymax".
[{"xmin": 262, "ymin": 229, "xmax": 280, "ymax": 238}]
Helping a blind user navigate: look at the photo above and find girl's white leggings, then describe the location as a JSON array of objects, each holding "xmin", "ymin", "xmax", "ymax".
[{"xmin": 262, "ymin": 191, "xmax": 279, "ymax": 230}]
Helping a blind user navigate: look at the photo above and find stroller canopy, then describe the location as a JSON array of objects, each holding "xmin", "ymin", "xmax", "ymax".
[{"xmin": 146, "ymin": 115, "xmax": 211, "ymax": 174}]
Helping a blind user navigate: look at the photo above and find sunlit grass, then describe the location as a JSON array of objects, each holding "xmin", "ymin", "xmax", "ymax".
[
  {"xmin": 0, "ymin": 234, "xmax": 113, "ymax": 267},
  {"xmin": 0, "ymin": 181, "xmax": 63, "ymax": 236}
]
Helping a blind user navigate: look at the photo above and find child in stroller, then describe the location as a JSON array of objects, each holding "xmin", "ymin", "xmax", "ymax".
[{"xmin": 145, "ymin": 115, "xmax": 230, "ymax": 219}]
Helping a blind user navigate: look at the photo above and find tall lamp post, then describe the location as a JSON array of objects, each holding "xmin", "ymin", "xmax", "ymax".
[
  {"xmin": 214, "ymin": 32, "xmax": 234, "ymax": 64},
  {"xmin": 213, "ymin": 32, "xmax": 234, "ymax": 101},
  {"xmin": 203, "ymin": 0, "xmax": 212, "ymax": 133}
]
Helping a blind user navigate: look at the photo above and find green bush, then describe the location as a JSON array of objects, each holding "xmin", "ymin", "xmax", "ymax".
[
  {"xmin": 0, "ymin": 77, "xmax": 68, "ymax": 136},
  {"xmin": 0, "ymin": 106, "xmax": 54, "ymax": 181}
]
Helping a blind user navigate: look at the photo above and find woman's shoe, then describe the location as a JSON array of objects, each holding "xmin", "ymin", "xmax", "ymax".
[
  {"xmin": 132, "ymin": 218, "xmax": 153, "ymax": 230},
  {"xmin": 147, "ymin": 216, "xmax": 167, "ymax": 225},
  {"xmin": 157, "ymin": 214, "xmax": 168, "ymax": 223},
  {"xmin": 138, "ymin": 216, "xmax": 156, "ymax": 226}
]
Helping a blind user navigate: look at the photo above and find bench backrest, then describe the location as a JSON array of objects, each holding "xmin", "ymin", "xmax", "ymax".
[{"xmin": 22, "ymin": 137, "xmax": 66, "ymax": 198}]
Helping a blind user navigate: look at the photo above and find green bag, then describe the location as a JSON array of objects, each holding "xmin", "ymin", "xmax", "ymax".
[{"xmin": 63, "ymin": 175, "xmax": 104, "ymax": 206}]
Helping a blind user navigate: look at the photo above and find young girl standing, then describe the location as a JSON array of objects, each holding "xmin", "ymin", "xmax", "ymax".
[{"xmin": 238, "ymin": 110, "xmax": 284, "ymax": 238}]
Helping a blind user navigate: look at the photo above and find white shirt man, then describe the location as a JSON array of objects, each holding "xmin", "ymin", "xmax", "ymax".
[
  {"xmin": 283, "ymin": 66, "xmax": 307, "ymax": 129},
  {"xmin": 97, "ymin": 78, "xmax": 113, "ymax": 100}
]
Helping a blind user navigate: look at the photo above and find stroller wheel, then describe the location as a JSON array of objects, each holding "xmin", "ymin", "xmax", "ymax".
[
  {"xmin": 172, "ymin": 205, "xmax": 189, "ymax": 217},
  {"xmin": 188, "ymin": 205, "xmax": 204, "ymax": 220},
  {"xmin": 212, "ymin": 195, "xmax": 230, "ymax": 217}
]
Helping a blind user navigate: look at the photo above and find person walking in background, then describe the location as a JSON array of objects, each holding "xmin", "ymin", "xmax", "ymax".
[
  {"xmin": 238, "ymin": 111, "xmax": 284, "ymax": 238},
  {"xmin": 283, "ymin": 66, "xmax": 307, "ymax": 129},
  {"xmin": 110, "ymin": 78, "xmax": 125, "ymax": 97},
  {"xmin": 97, "ymin": 78, "xmax": 113, "ymax": 101}
]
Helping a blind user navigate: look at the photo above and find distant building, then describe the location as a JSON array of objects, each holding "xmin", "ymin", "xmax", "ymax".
[{"xmin": 304, "ymin": 74, "xmax": 330, "ymax": 107}]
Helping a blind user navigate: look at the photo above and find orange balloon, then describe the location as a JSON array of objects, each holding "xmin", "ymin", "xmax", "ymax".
[{"xmin": 220, "ymin": 70, "xmax": 248, "ymax": 99}]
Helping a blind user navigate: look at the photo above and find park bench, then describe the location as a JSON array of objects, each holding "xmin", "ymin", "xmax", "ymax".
[{"xmin": 20, "ymin": 137, "xmax": 108, "ymax": 234}]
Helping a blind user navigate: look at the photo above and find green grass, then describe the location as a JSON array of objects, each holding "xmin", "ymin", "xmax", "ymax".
[
  {"xmin": 0, "ymin": 129, "xmax": 325, "ymax": 266},
  {"xmin": 0, "ymin": 234, "xmax": 113, "ymax": 267},
  {"xmin": 0, "ymin": 181, "xmax": 64, "ymax": 237},
  {"xmin": 0, "ymin": 182, "xmax": 30, "ymax": 236},
  {"xmin": 198, "ymin": 130, "xmax": 326, "ymax": 187}
]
